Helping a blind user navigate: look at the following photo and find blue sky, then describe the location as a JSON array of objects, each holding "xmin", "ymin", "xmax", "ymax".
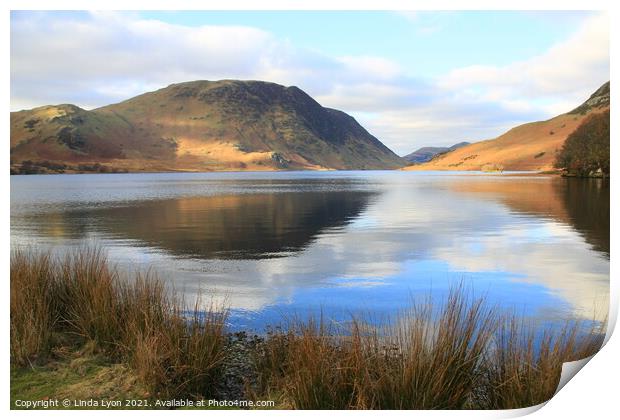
[
  {"xmin": 139, "ymin": 11, "xmax": 589, "ymax": 74},
  {"xmin": 10, "ymin": 10, "xmax": 609, "ymax": 154}
]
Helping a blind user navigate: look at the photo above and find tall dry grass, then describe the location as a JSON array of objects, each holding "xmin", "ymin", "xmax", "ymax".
[
  {"xmin": 124, "ymin": 295, "xmax": 228, "ymax": 398},
  {"xmin": 10, "ymin": 251, "xmax": 58, "ymax": 365},
  {"xmin": 11, "ymin": 249, "xmax": 605, "ymax": 408},
  {"xmin": 10, "ymin": 248, "xmax": 228, "ymax": 398},
  {"xmin": 253, "ymin": 290, "xmax": 605, "ymax": 409},
  {"xmin": 475, "ymin": 316, "xmax": 605, "ymax": 409},
  {"xmin": 56, "ymin": 249, "xmax": 122, "ymax": 349}
]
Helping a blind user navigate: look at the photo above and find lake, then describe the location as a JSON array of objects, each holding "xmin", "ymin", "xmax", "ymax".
[{"xmin": 10, "ymin": 171, "xmax": 609, "ymax": 331}]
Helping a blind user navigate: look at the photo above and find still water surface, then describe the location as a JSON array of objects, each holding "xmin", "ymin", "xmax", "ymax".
[{"xmin": 10, "ymin": 171, "xmax": 609, "ymax": 331}]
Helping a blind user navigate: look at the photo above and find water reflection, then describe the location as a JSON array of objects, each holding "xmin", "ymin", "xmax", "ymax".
[
  {"xmin": 20, "ymin": 191, "xmax": 376, "ymax": 259},
  {"xmin": 448, "ymin": 176, "xmax": 609, "ymax": 256},
  {"xmin": 10, "ymin": 172, "xmax": 609, "ymax": 330},
  {"xmin": 558, "ymin": 178, "xmax": 609, "ymax": 257}
]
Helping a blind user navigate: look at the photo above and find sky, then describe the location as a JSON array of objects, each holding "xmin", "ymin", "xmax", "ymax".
[{"xmin": 10, "ymin": 10, "xmax": 609, "ymax": 155}]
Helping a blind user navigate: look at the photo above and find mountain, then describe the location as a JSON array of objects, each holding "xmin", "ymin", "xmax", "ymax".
[
  {"xmin": 402, "ymin": 142, "xmax": 470, "ymax": 164},
  {"xmin": 10, "ymin": 80, "xmax": 406, "ymax": 174},
  {"xmin": 405, "ymin": 82, "xmax": 610, "ymax": 172}
]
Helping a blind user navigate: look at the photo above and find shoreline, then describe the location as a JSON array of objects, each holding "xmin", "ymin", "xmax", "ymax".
[{"xmin": 10, "ymin": 168, "xmax": 559, "ymax": 176}]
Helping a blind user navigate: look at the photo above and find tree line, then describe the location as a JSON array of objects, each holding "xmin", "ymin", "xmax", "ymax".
[{"xmin": 555, "ymin": 110, "xmax": 610, "ymax": 177}]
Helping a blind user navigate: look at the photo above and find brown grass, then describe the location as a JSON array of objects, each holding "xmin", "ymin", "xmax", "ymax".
[
  {"xmin": 10, "ymin": 251, "xmax": 57, "ymax": 366},
  {"xmin": 11, "ymin": 249, "xmax": 605, "ymax": 408},
  {"xmin": 475, "ymin": 315, "xmax": 605, "ymax": 409},
  {"xmin": 252, "ymin": 291, "xmax": 605, "ymax": 409},
  {"xmin": 10, "ymin": 248, "xmax": 228, "ymax": 398}
]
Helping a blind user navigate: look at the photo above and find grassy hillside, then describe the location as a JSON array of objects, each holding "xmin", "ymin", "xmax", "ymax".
[
  {"xmin": 10, "ymin": 80, "xmax": 406, "ymax": 174},
  {"xmin": 406, "ymin": 82, "xmax": 610, "ymax": 172}
]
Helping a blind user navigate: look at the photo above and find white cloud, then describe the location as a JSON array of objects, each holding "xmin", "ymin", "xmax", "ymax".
[
  {"xmin": 10, "ymin": 12, "xmax": 408, "ymax": 110},
  {"xmin": 337, "ymin": 56, "xmax": 403, "ymax": 80},
  {"xmin": 439, "ymin": 13, "xmax": 609, "ymax": 109},
  {"xmin": 395, "ymin": 10, "xmax": 450, "ymax": 36},
  {"xmin": 11, "ymin": 12, "xmax": 276, "ymax": 98}
]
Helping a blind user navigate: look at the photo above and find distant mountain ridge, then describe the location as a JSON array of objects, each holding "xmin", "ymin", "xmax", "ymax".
[
  {"xmin": 10, "ymin": 80, "xmax": 406, "ymax": 174},
  {"xmin": 406, "ymin": 81, "xmax": 610, "ymax": 172},
  {"xmin": 402, "ymin": 142, "xmax": 470, "ymax": 164}
]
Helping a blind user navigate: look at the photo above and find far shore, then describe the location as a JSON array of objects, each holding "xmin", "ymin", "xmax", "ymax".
[{"xmin": 10, "ymin": 166, "xmax": 562, "ymax": 176}]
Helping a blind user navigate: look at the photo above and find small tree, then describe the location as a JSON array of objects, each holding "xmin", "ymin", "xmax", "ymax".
[{"xmin": 555, "ymin": 110, "xmax": 609, "ymax": 177}]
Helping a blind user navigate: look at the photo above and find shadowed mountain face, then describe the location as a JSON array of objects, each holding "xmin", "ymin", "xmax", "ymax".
[
  {"xmin": 22, "ymin": 190, "xmax": 377, "ymax": 259},
  {"xmin": 10, "ymin": 80, "xmax": 406, "ymax": 173}
]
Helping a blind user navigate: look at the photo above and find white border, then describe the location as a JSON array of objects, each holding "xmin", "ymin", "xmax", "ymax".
[{"xmin": 3, "ymin": 1, "xmax": 617, "ymax": 419}]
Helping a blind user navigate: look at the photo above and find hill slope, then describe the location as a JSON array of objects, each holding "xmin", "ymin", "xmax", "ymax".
[
  {"xmin": 10, "ymin": 80, "xmax": 406, "ymax": 173},
  {"xmin": 402, "ymin": 142, "xmax": 470, "ymax": 164},
  {"xmin": 405, "ymin": 82, "xmax": 610, "ymax": 172}
]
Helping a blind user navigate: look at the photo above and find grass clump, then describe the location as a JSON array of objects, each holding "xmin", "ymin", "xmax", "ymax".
[
  {"xmin": 476, "ymin": 316, "xmax": 605, "ymax": 409},
  {"xmin": 10, "ymin": 248, "xmax": 228, "ymax": 399},
  {"xmin": 10, "ymin": 251, "xmax": 57, "ymax": 366},
  {"xmin": 253, "ymin": 290, "xmax": 605, "ymax": 409}
]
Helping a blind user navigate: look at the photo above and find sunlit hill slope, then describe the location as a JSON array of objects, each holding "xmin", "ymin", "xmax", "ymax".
[
  {"xmin": 10, "ymin": 80, "xmax": 406, "ymax": 174},
  {"xmin": 405, "ymin": 81, "xmax": 610, "ymax": 172}
]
